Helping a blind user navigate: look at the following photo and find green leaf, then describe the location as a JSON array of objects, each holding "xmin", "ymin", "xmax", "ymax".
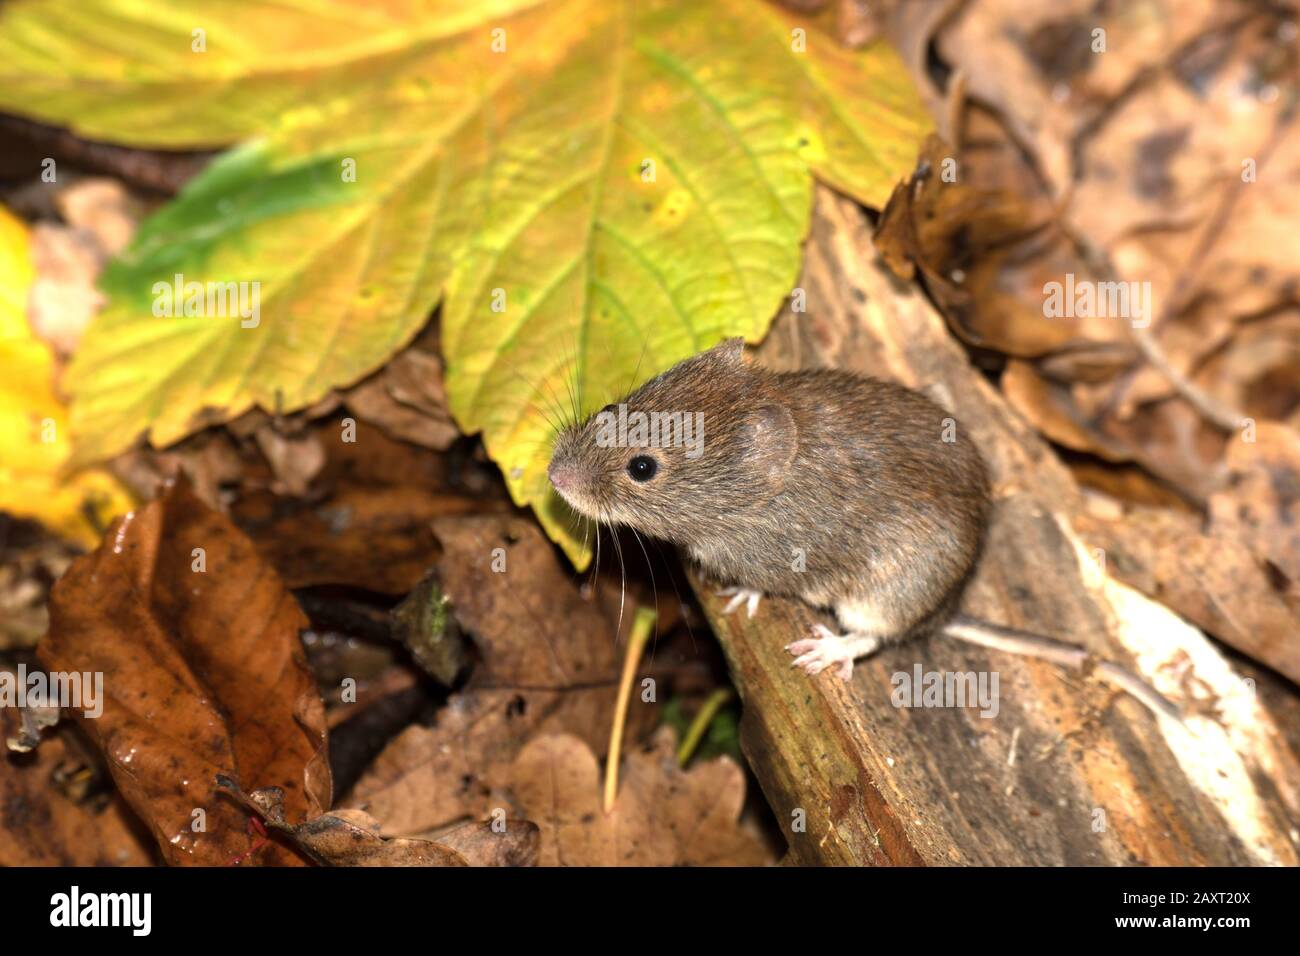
[{"xmin": 0, "ymin": 0, "xmax": 931, "ymax": 564}]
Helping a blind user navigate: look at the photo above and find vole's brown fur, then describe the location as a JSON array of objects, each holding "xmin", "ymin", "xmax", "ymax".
[
  {"xmin": 548, "ymin": 339, "xmax": 1182, "ymax": 719},
  {"xmin": 548, "ymin": 338, "xmax": 989, "ymax": 673}
]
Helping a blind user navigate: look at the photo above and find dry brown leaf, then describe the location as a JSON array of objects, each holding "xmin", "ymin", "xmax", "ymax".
[
  {"xmin": 881, "ymin": 2, "xmax": 1298, "ymax": 522},
  {"xmin": 346, "ymin": 514, "xmax": 654, "ymax": 836},
  {"xmin": 232, "ymin": 418, "xmax": 503, "ymax": 593},
  {"xmin": 1209, "ymin": 422, "xmax": 1300, "ymax": 583},
  {"xmin": 345, "ymin": 688, "xmax": 619, "ymax": 837},
  {"xmin": 346, "ymin": 348, "xmax": 458, "ymax": 451},
  {"xmin": 1001, "ymin": 358, "xmax": 1133, "ymax": 461},
  {"xmin": 431, "ymin": 514, "xmax": 624, "ymax": 688},
  {"xmin": 939, "ymin": 0, "xmax": 1232, "ymax": 197},
  {"xmin": 218, "ymin": 778, "xmax": 537, "ymax": 866},
  {"xmin": 252, "ymin": 425, "xmax": 326, "ymax": 498},
  {"xmin": 508, "ymin": 729, "xmax": 769, "ymax": 867},
  {"xmin": 873, "ymin": 135, "xmax": 1076, "ymax": 357},
  {"xmin": 277, "ymin": 809, "xmax": 468, "ymax": 866},
  {"xmin": 422, "ymin": 817, "xmax": 541, "ymax": 867},
  {"xmin": 40, "ymin": 476, "xmax": 331, "ymax": 865},
  {"xmin": 1198, "ymin": 311, "xmax": 1300, "ymax": 430},
  {"xmin": 0, "ymin": 722, "xmax": 154, "ymax": 866}
]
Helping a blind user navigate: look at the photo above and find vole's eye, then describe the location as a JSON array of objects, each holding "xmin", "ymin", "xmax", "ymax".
[{"xmin": 627, "ymin": 455, "xmax": 658, "ymax": 482}]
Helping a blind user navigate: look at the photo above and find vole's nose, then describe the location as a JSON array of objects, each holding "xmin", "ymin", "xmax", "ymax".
[{"xmin": 548, "ymin": 461, "xmax": 579, "ymax": 493}]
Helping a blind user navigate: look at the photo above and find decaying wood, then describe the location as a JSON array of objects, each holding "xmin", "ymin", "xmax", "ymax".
[{"xmin": 697, "ymin": 187, "xmax": 1300, "ymax": 866}]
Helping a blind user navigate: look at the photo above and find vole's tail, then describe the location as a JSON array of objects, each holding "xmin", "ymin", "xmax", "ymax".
[{"xmin": 941, "ymin": 615, "xmax": 1183, "ymax": 726}]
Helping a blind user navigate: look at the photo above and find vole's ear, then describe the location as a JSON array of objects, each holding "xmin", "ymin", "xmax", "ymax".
[
  {"xmin": 703, "ymin": 337, "xmax": 745, "ymax": 365},
  {"xmin": 739, "ymin": 403, "xmax": 796, "ymax": 482}
]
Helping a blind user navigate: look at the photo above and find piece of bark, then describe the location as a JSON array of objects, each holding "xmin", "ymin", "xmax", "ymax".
[{"xmin": 702, "ymin": 187, "xmax": 1300, "ymax": 866}]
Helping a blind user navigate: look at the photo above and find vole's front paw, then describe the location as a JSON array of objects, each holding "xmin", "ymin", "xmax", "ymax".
[
  {"xmin": 786, "ymin": 624, "xmax": 880, "ymax": 681},
  {"xmin": 717, "ymin": 586, "xmax": 763, "ymax": 619}
]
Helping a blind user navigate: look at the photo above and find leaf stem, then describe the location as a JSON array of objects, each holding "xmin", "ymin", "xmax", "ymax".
[
  {"xmin": 603, "ymin": 606, "xmax": 656, "ymax": 814},
  {"xmin": 676, "ymin": 688, "xmax": 733, "ymax": 768}
]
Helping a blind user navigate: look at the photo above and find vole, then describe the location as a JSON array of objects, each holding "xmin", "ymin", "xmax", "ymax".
[{"xmin": 547, "ymin": 338, "xmax": 1178, "ymax": 721}]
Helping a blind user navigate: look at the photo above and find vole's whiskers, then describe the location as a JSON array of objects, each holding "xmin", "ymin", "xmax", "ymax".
[
  {"xmin": 596, "ymin": 505, "xmax": 628, "ymax": 646},
  {"xmin": 627, "ymin": 526, "xmax": 663, "ymax": 660},
  {"xmin": 503, "ymin": 362, "xmax": 570, "ymax": 438},
  {"xmin": 624, "ymin": 336, "xmax": 651, "ymax": 399},
  {"xmin": 579, "ymin": 512, "xmax": 593, "ymax": 556},
  {"xmin": 590, "ymin": 510, "xmax": 603, "ymax": 597},
  {"xmin": 562, "ymin": 345, "xmax": 582, "ymax": 428}
]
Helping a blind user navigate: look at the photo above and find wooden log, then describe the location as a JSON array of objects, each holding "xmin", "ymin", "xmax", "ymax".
[{"xmin": 697, "ymin": 187, "xmax": 1300, "ymax": 866}]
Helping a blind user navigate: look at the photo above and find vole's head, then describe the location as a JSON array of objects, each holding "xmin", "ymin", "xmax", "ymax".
[{"xmin": 547, "ymin": 338, "xmax": 796, "ymax": 543}]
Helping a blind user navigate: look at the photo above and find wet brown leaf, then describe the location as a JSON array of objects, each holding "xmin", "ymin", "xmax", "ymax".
[{"xmin": 40, "ymin": 476, "xmax": 331, "ymax": 865}]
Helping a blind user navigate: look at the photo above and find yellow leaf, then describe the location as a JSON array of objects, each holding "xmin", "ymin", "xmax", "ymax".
[
  {"xmin": 0, "ymin": 206, "xmax": 133, "ymax": 546},
  {"xmin": 0, "ymin": 0, "xmax": 930, "ymax": 565}
]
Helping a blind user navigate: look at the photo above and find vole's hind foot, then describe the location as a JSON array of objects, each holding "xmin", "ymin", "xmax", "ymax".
[
  {"xmin": 717, "ymin": 586, "xmax": 763, "ymax": 619},
  {"xmin": 786, "ymin": 624, "xmax": 881, "ymax": 681}
]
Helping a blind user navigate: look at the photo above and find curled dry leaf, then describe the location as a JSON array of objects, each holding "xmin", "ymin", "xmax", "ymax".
[
  {"xmin": 509, "ymin": 729, "xmax": 770, "ymax": 867},
  {"xmin": 1001, "ymin": 359, "xmax": 1133, "ymax": 462},
  {"xmin": 40, "ymin": 476, "xmax": 331, "ymax": 865},
  {"xmin": 252, "ymin": 425, "xmax": 326, "ymax": 498},
  {"xmin": 346, "ymin": 347, "xmax": 459, "ymax": 452},
  {"xmin": 219, "ymin": 778, "xmax": 538, "ymax": 867},
  {"xmin": 277, "ymin": 809, "xmax": 467, "ymax": 867},
  {"xmin": 873, "ymin": 135, "xmax": 1079, "ymax": 358},
  {"xmin": 346, "ymin": 514, "xmax": 654, "ymax": 836},
  {"xmin": 427, "ymin": 817, "xmax": 541, "ymax": 867},
  {"xmin": 874, "ymin": 2, "xmax": 1299, "ymax": 521}
]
